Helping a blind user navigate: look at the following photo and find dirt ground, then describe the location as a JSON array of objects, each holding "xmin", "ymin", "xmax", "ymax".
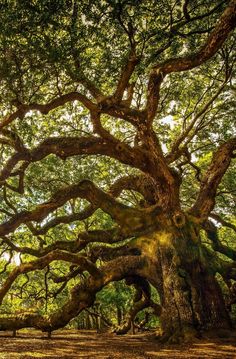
[{"xmin": 0, "ymin": 329, "xmax": 235, "ymax": 359}]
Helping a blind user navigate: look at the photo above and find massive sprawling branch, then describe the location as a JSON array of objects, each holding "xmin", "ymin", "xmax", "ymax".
[
  {"xmin": 109, "ymin": 174, "xmax": 158, "ymax": 205},
  {"xmin": 1, "ymin": 226, "xmax": 132, "ymax": 260},
  {"xmin": 0, "ymin": 179, "xmax": 158, "ymax": 237},
  {"xmin": 210, "ymin": 213, "xmax": 236, "ymax": 233},
  {"xmin": 0, "ymin": 136, "xmax": 147, "ymax": 185},
  {"xmin": 0, "ymin": 174, "xmax": 158, "ymax": 252},
  {"xmin": 203, "ymin": 220, "xmax": 236, "ymax": 261},
  {"xmin": 0, "ymin": 250, "xmax": 101, "ymax": 305},
  {"xmin": 190, "ymin": 138, "xmax": 236, "ymax": 219},
  {"xmin": 113, "ymin": 51, "xmax": 140, "ymax": 102},
  {"xmin": 25, "ymin": 174, "xmax": 155, "ymax": 236},
  {"xmin": 0, "ymin": 133, "xmax": 181, "ymax": 213},
  {"xmin": 114, "ymin": 276, "xmax": 161, "ymax": 335},
  {"xmin": 146, "ymin": 0, "xmax": 236, "ymax": 122},
  {"xmin": 27, "ymin": 204, "xmax": 96, "ymax": 235},
  {"xmin": 0, "ymin": 255, "xmax": 146, "ymax": 333},
  {"xmin": 0, "ymin": 92, "xmax": 97, "ymax": 130}
]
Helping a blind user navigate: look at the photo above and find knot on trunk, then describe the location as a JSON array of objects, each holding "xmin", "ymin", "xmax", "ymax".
[
  {"xmin": 173, "ymin": 212, "xmax": 186, "ymax": 228},
  {"xmin": 115, "ymin": 143, "xmax": 127, "ymax": 152}
]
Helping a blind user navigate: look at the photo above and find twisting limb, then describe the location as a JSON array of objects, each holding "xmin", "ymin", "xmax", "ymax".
[
  {"xmin": 109, "ymin": 174, "xmax": 158, "ymax": 205},
  {"xmin": 114, "ymin": 276, "xmax": 161, "ymax": 334},
  {"xmin": 113, "ymin": 51, "xmax": 140, "ymax": 102},
  {"xmin": 90, "ymin": 111, "xmax": 117, "ymax": 141},
  {"xmin": 189, "ymin": 137, "xmax": 236, "ymax": 219},
  {"xmin": 0, "ymin": 92, "xmax": 97, "ymax": 130},
  {"xmin": 0, "ymin": 179, "xmax": 147, "ymax": 237},
  {"xmin": 146, "ymin": 0, "xmax": 236, "ymax": 123},
  {"xmin": 203, "ymin": 220, "xmax": 236, "ymax": 261},
  {"xmin": 210, "ymin": 213, "xmax": 236, "ymax": 233},
  {"xmin": 1, "ymin": 174, "xmax": 158, "ymax": 241},
  {"xmin": 0, "ymin": 136, "xmax": 147, "ymax": 185},
  {"xmin": 28, "ymin": 174, "xmax": 156, "ymax": 236},
  {"xmin": 154, "ymin": 0, "xmax": 236, "ymax": 74},
  {"xmin": 1, "ymin": 227, "xmax": 131, "ymax": 258},
  {"xmin": 0, "ymin": 255, "xmax": 146, "ymax": 333},
  {"xmin": 0, "ymin": 249, "xmax": 102, "ymax": 305}
]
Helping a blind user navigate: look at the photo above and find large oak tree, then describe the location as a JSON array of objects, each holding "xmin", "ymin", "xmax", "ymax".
[{"xmin": 0, "ymin": 0, "xmax": 235, "ymax": 342}]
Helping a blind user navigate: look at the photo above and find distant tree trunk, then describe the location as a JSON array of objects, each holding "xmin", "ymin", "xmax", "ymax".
[
  {"xmin": 131, "ymin": 320, "xmax": 135, "ymax": 334},
  {"xmin": 85, "ymin": 314, "xmax": 93, "ymax": 330},
  {"xmin": 117, "ymin": 306, "xmax": 122, "ymax": 326},
  {"xmin": 94, "ymin": 313, "xmax": 99, "ymax": 331}
]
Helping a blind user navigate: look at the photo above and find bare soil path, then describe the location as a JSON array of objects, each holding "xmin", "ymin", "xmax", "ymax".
[{"xmin": 0, "ymin": 329, "xmax": 235, "ymax": 358}]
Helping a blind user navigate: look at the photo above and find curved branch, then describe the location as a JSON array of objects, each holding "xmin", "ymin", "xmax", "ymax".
[
  {"xmin": 2, "ymin": 227, "xmax": 130, "ymax": 258},
  {"xmin": 0, "ymin": 180, "xmax": 146, "ymax": 236},
  {"xmin": 113, "ymin": 51, "xmax": 140, "ymax": 102},
  {"xmin": 146, "ymin": 0, "xmax": 236, "ymax": 122},
  {"xmin": 0, "ymin": 136, "xmax": 147, "ymax": 184},
  {"xmin": 190, "ymin": 138, "xmax": 236, "ymax": 218},
  {"xmin": 114, "ymin": 276, "xmax": 161, "ymax": 334},
  {"xmin": 0, "ymin": 92, "xmax": 97, "ymax": 130},
  {"xmin": 155, "ymin": 0, "xmax": 236, "ymax": 74},
  {"xmin": 28, "ymin": 174, "xmax": 155, "ymax": 236},
  {"xmin": 29, "ymin": 204, "xmax": 96, "ymax": 235},
  {"xmin": 0, "ymin": 249, "xmax": 101, "ymax": 305},
  {"xmin": 203, "ymin": 220, "xmax": 236, "ymax": 261},
  {"xmin": 0, "ymin": 255, "xmax": 145, "ymax": 333},
  {"xmin": 210, "ymin": 213, "xmax": 236, "ymax": 233},
  {"xmin": 2, "ymin": 175, "xmax": 158, "ymax": 240},
  {"xmin": 109, "ymin": 174, "xmax": 157, "ymax": 204}
]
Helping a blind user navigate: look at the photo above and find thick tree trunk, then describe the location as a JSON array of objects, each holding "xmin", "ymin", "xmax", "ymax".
[
  {"xmin": 191, "ymin": 268, "xmax": 230, "ymax": 330},
  {"xmin": 155, "ymin": 222, "xmax": 231, "ymax": 343}
]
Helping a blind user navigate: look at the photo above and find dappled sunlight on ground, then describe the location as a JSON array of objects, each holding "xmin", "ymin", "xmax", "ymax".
[{"xmin": 0, "ymin": 330, "xmax": 235, "ymax": 358}]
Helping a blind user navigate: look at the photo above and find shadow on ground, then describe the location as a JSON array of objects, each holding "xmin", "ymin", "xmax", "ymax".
[{"xmin": 0, "ymin": 329, "xmax": 236, "ymax": 358}]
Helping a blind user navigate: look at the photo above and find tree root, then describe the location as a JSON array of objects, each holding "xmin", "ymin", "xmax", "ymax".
[{"xmin": 157, "ymin": 326, "xmax": 201, "ymax": 344}]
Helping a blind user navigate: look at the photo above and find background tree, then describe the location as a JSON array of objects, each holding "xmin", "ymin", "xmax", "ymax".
[{"xmin": 0, "ymin": 0, "xmax": 235, "ymax": 343}]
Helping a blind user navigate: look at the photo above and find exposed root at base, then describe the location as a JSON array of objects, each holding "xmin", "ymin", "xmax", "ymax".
[{"xmin": 156, "ymin": 327, "xmax": 201, "ymax": 344}]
